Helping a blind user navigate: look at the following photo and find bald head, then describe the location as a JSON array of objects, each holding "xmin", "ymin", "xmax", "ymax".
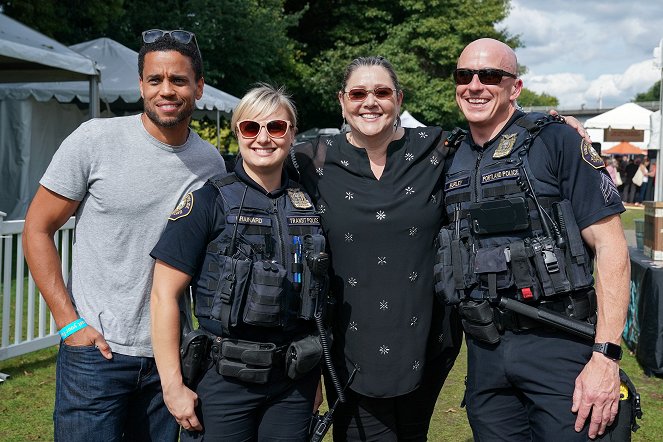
[
  {"xmin": 457, "ymin": 38, "xmax": 518, "ymax": 73},
  {"xmin": 454, "ymin": 38, "xmax": 522, "ymax": 145}
]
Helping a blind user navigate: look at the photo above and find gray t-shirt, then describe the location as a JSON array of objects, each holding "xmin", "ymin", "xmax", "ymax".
[{"xmin": 40, "ymin": 114, "xmax": 226, "ymax": 357}]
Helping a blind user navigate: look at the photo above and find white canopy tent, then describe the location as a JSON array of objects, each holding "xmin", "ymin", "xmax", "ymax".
[
  {"xmin": 584, "ymin": 103, "xmax": 652, "ymax": 152},
  {"xmin": 0, "ymin": 37, "xmax": 239, "ymax": 220},
  {"xmin": 0, "ymin": 37, "xmax": 239, "ymax": 115},
  {"xmin": 0, "ymin": 13, "xmax": 100, "ymax": 116},
  {"xmin": 400, "ymin": 110, "xmax": 426, "ymax": 128}
]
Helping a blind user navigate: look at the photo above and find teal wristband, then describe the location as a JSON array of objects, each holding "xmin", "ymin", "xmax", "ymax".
[{"xmin": 59, "ymin": 318, "xmax": 88, "ymax": 340}]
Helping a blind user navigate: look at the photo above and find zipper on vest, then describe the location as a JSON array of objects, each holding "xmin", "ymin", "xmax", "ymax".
[
  {"xmin": 473, "ymin": 150, "xmax": 484, "ymax": 202},
  {"xmin": 272, "ymin": 198, "xmax": 286, "ymax": 265}
]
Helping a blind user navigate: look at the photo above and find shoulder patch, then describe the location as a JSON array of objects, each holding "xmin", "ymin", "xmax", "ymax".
[
  {"xmin": 169, "ymin": 193, "xmax": 193, "ymax": 221},
  {"xmin": 581, "ymin": 140, "xmax": 604, "ymax": 169},
  {"xmin": 287, "ymin": 188, "xmax": 313, "ymax": 209}
]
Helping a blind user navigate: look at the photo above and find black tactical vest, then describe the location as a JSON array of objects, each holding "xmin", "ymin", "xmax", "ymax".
[
  {"xmin": 194, "ymin": 173, "xmax": 327, "ymax": 339},
  {"xmin": 435, "ymin": 114, "xmax": 594, "ymax": 305}
]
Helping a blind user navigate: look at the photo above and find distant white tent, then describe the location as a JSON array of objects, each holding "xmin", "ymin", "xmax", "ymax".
[
  {"xmin": 585, "ymin": 103, "xmax": 652, "ymax": 152},
  {"xmin": 400, "ymin": 110, "xmax": 426, "ymax": 128}
]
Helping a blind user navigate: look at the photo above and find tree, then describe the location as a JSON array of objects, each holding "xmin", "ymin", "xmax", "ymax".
[
  {"xmin": 0, "ymin": 0, "xmax": 305, "ymax": 101},
  {"xmin": 517, "ymin": 88, "xmax": 559, "ymax": 107},
  {"xmin": 286, "ymin": 0, "xmax": 519, "ymax": 129},
  {"xmin": 634, "ymin": 80, "xmax": 660, "ymax": 102}
]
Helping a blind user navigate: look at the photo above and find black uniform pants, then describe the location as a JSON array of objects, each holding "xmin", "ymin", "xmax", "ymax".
[
  {"xmin": 465, "ymin": 329, "xmax": 593, "ymax": 441},
  {"xmin": 329, "ymin": 348, "xmax": 458, "ymax": 442},
  {"xmin": 181, "ymin": 362, "xmax": 319, "ymax": 442}
]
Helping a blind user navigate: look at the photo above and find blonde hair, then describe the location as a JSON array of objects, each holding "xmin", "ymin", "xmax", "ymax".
[{"xmin": 231, "ymin": 83, "xmax": 297, "ymax": 136}]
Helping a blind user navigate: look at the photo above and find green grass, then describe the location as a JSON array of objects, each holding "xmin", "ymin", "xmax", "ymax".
[
  {"xmin": 0, "ymin": 209, "xmax": 659, "ymax": 440},
  {"xmin": 1, "ymin": 341, "xmax": 660, "ymax": 441},
  {"xmin": 622, "ymin": 206, "xmax": 644, "ymax": 231}
]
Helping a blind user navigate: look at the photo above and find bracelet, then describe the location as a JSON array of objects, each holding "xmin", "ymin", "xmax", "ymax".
[{"xmin": 59, "ymin": 318, "xmax": 88, "ymax": 340}]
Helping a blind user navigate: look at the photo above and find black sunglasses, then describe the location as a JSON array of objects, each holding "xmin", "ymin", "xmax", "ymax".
[
  {"xmin": 237, "ymin": 120, "xmax": 291, "ymax": 139},
  {"xmin": 453, "ymin": 68, "xmax": 517, "ymax": 85},
  {"xmin": 142, "ymin": 29, "xmax": 196, "ymax": 44},
  {"xmin": 141, "ymin": 29, "xmax": 202, "ymax": 57}
]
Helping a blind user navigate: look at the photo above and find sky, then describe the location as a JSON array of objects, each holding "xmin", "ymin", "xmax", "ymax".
[{"xmin": 500, "ymin": 0, "xmax": 663, "ymax": 110}]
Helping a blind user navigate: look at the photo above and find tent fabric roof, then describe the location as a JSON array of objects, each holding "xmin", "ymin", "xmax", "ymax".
[
  {"xmin": 584, "ymin": 103, "xmax": 653, "ymax": 130},
  {"xmin": 0, "ymin": 37, "xmax": 239, "ymax": 113},
  {"xmin": 0, "ymin": 13, "xmax": 98, "ymax": 82},
  {"xmin": 602, "ymin": 141, "xmax": 646, "ymax": 155},
  {"xmin": 401, "ymin": 110, "xmax": 426, "ymax": 128}
]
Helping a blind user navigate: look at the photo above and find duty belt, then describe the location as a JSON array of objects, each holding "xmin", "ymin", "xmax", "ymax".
[
  {"xmin": 493, "ymin": 293, "xmax": 593, "ymax": 333},
  {"xmin": 209, "ymin": 336, "xmax": 289, "ymax": 384}
]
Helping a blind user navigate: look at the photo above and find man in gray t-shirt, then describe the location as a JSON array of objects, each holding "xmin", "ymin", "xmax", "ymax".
[{"xmin": 22, "ymin": 30, "xmax": 226, "ymax": 442}]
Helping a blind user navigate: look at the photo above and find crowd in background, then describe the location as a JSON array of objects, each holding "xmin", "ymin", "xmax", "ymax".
[{"xmin": 605, "ymin": 155, "xmax": 656, "ymax": 205}]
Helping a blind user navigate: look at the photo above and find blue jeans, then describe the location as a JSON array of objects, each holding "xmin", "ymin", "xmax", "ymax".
[{"xmin": 54, "ymin": 342, "xmax": 178, "ymax": 442}]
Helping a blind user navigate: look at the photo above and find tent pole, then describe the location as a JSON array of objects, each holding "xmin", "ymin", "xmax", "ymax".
[
  {"xmin": 656, "ymin": 38, "xmax": 663, "ymax": 202},
  {"xmin": 88, "ymin": 75, "xmax": 100, "ymax": 119},
  {"xmin": 216, "ymin": 110, "xmax": 221, "ymax": 152}
]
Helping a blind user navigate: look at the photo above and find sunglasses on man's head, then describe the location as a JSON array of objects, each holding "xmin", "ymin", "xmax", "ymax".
[
  {"xmin": 142, "ymin": 29, "xmax": 196, "ymax": 45},
  {"xmin": 344, "ymin": 87, "xmax": 395, "ymax": 102},
  {"xmin": 237, "ymin": 120, "xmax": 291, "ymax": 139},
  {"xmin": 453, "ymin": 68, "xmax": 517, "ymax": 85}
]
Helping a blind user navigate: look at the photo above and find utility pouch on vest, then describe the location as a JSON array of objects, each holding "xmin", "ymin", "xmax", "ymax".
[
  {"xmin": 285, "ymin": 334, "xmax": 323, "ymax": 380},
  {"xmin": 300, "ymin": 234, "xmax": 329, "ymax": 320},
  {"xmin": 474, "ymin": 246, "xmax": 514, "ymax": 299},
  {"xmin": 216, "ymin": 339, "xmax": 277, "ymax": 384},
  {"xmin": 507, "ymin": 240, "xmax": 543, "ymax": 301},
  {"xmin": 206, "ymin": 256, "xmax": 251, "ymax": 331},
  {"xmin": 552, "ymin": 200, "xmax": 594, "ymax": 290},
  {"xmin": 458, "ymin": 299, "xmax": 500, "ymax": 344},
  {"xmin": 530, "ymin": 238, "xmax": 571, "ymax": 297},
  {"xmin": 468, "ymin": 197, "xmax": 530, "ymax": 234},
  {"xmin": 243, "ymin": 260, "xmax": 287, "ymax": 327},
  {"xmin": 180, "ymin": 329, "xmax": 211, "ymax": 388},
  {"xmin": 434, "ymin": 228, "xmax": 463, "ymax": 305}
]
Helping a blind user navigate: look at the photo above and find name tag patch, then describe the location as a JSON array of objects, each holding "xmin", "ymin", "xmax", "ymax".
[
  {"xmin": 288, "ymin": 216, "xmax": 320, "ymax": 226},
  {"xmin": 445, "ymin": 176, "xmax": 470, "ymax": 191},
  {"xmin": 169, "ymin": 193, "xmax": 193, "ymax": 221},
  {"xmin": 481, "ymin": 168, "xmax": 520, "ymax": 184},
  {"xmin": 226, "ymin": 215, "xmax": 272, "ymax": 226}
]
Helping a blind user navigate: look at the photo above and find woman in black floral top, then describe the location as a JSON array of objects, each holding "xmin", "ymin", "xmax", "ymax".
[{"xmin": 290, "ymin": 56, "xmax": 463, "ymax": 441}]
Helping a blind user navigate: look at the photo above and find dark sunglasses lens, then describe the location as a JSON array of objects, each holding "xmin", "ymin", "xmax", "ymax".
[
  {"xmin": 266, "ymin": 120, "xmax": 288, "ymax": 137},
  {"xmin": 142, "ymin": 30, "xmax": 163, "ymax": 44},
  {"xmin": 170, "ymin": 30, "xmax": 194, "ymax": 44},
  {"xmin": 374, "ymin": 88, "xmax": 393, "ymax": 99},
  {"xmin": 453, "ymin": 70, "xmax": 473, "ymax": 85},
  {"xmin": 348, "ymin": 89, "xmax": 368, "ymax": 101},
  {"xmin": 478, "ymin": 70, "xmax": 503, "ymax": 85},
  {"xmin": 239, "ymin": 121, "xmax": 260, "ymax": 138}
]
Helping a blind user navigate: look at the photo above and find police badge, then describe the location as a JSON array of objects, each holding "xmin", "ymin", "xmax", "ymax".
[
  {"xmin": 493, "ymin": 133, "xmax": 517, "ymax": 159},
  {"xmin": 287, "ymin": 188, "xmax": 313, "ymax": 209},
  {"xmin": 169, "ymin": 193, "xmax": 194, "ymax": 220},
  {"xmin": 580, "ymin": 140, "xmax": 604, "ymax": 169}
]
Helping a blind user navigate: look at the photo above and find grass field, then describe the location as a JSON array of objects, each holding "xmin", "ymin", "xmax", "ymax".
[{"xmin": 0, "ymin": 209, "xmax": 660, "ymax": 440}]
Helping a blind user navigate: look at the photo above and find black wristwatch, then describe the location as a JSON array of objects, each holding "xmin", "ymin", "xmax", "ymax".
[{"xmin": 593, "ymin": 342, "xmax": 622, "ymax": 361}]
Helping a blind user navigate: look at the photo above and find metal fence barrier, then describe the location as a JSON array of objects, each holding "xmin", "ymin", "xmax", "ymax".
[{"xmin": 0, "ymin": 211, "xmax": 75, "ymax": 380}]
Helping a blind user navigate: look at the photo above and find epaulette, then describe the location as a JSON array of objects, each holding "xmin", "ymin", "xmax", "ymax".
[
  {"xmin": 208, "ymin": 173, "xmax": 239, "ymax": 190},
  {"xmin": 515, "ymin": 112, "xmax": 565, "ymax": 134}
]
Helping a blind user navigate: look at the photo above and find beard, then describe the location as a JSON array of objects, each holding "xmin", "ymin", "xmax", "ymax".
[{"xmin": 143, "ymin": 100, "xmax": 195, "ymax": 128}]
